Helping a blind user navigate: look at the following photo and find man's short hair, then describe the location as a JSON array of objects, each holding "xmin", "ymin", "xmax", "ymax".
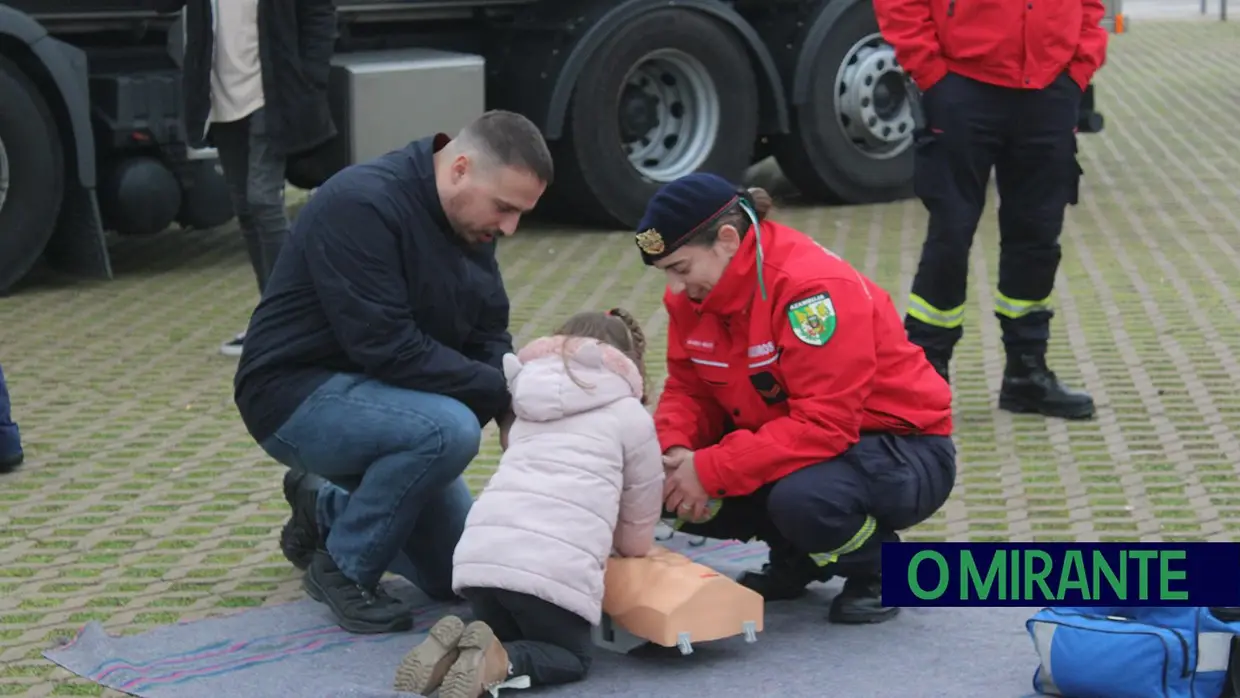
[{"xmin": 457, "ymin": 110, "xmax": 555, "ymax": 185}]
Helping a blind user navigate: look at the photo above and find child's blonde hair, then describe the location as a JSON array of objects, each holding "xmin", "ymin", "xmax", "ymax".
[{"xmin": 552, "ymin": 308, "xmax": 649, "ymax": 404}]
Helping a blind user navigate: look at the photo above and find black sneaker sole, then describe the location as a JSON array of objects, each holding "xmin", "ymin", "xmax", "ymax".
[
  {"xmin": 998, "ymin": 395, "xmax": 1096, "ymax": 420},
  {"xmin": 303, "ymin": 571, "xmax": 413, "ymax": 635},
  {"xmin": 828, "ymin": 604, "xmax": 901, "ymax": 624}
]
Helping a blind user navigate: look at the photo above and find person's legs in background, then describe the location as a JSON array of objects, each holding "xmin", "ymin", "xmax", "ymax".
[
  {"xmin": 259, "ymin": 374, "xmax": 481, "ymax": 633},
  {"xmin": 210, "ymin": 108, "xmax": 289, "ymax": 357},
  {"xmin": 992, "ymin": 73, "xmax": 1095, "ymax": 419},
  {"xmin": 903, "ymin": 74, "xmax": 1008, "ymax": 382},
  {"xmin": 0, "ymin": 362, "xmax": 22, "ymax": 473}
]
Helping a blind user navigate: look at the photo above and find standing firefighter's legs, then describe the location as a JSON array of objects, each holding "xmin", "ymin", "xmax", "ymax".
[
  {"xmin": 993, "ymin": 73, "xmax": 1095, "ymax": 420},
  {"xmin": 904, "ymin": 74, "xmax": 1008, "ymax": 382}
]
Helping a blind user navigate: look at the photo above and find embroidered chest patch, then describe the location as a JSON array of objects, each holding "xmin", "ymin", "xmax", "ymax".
[{"xmin": 787, "ymin": 292, "xmax": 837, "ymax": 346}]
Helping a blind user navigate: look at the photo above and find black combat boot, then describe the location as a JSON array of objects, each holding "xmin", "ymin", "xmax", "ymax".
[
  {"xmin": 828, "ymin": 574, "xmax": 900, "ymax": 624},
  {"xmin": 281, "ymin": 469, "xmax": 327, "ymax": 570},
  {"xmin": 998, "ymin": 353, "xmax": 1095, "ymax": 420},
  {"xmin": 738, "ymin": 551, "xmax": 834, "ymax": 601},
  {"xmin": 303, "ymin": 551, "xmax": 414, "ymax": 634}
]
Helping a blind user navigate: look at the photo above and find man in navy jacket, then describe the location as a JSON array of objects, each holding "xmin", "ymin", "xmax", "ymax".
[{"xmin": 234, "ymin": 110, "xmax": 552, "ymax": 633}]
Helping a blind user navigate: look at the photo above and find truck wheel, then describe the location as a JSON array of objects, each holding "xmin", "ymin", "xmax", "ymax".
[
  {"xmin": 0, "ymin": 55, "xmax": 65, "ymax": 292},
  {"xmin": 547, "ymin": 9, "xmax": 760, "ymax": 229},
  {"xmin": 772, "ymin": 0, "xmax": 915, "ymax": 204}
]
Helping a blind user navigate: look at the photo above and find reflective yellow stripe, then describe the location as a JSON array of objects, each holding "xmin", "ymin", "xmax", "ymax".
[
  {"xmin": 906, "ymin": 294, "xmax": 966, "ymax": 329},
  {"xmin": 994, "ymin": 291, "xmax": 1053, "ymax": 319},
  {"xmin": 809, "ymin": 515, "xmax": 877, "ymax": 567}
]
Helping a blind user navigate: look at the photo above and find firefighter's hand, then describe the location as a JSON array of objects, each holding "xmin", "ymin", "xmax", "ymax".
[
  {"xmin": 662, "ymin": 447, "xmax": 692, "ymax": 472},
  {"xmin": 664, "ymin": 453, "xmax": 709, "ymax": 521}
]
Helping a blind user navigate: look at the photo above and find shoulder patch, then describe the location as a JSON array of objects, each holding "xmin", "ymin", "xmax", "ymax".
[{"xmin": 786, "ymin": 292, "xmax": 837, "ymax": 346}]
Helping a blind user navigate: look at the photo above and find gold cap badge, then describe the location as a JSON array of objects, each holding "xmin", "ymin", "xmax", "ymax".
[{"xmin": 636, "ymin": 228, "xmax": 665, "ymax": 255}]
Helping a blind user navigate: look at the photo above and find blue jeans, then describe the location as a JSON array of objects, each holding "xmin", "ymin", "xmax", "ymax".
[
  {"xmin": 259, "ymin": 373, "xmax": 480, "ymax": 596},
  {"xmin": 0, "ymin": 362, "xmax": 20, "ymax": 458}
]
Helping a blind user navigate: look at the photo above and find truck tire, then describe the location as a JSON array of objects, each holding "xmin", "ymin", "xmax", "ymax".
[
  {"xmin": 772, "ymin": 0, "xmax": 915, "ymax": 204},
  {"xmin": 546, "ymin": 9, "xmax": 760, "ymax": 229},
  {"xmin": 0, "ymin": 55, "xmax": 65, "ymax": 292}
]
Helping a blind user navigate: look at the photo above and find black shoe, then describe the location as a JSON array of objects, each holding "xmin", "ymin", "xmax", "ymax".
[
  {"xmin": 738, "ymin": 553, "xmax": 834, "ymax": 601},
  {"xmin": 303, "ymin": 551, "xmax": 414, "ymax": 634},
  {"xmin": 828, "ymin": 574, "xmax": 900, "ymax": 624},
  {"xmin": 0, "ymin": 450, "xmax": 22, "ymax": 474},
  {"xmin": 927, "ymin": 355, "xmax": 950, "ymax": 385},
  {"xmin": 281, "ymin": 469, "xmax": 326, "ymax": 570},
  {"xmin": 999, "ymin": 353, "xmax": 1095, "ymax": 420}
]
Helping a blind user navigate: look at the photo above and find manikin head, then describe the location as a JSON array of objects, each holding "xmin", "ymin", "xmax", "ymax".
[
  {"xmin": 435, "ymin": 110, "xmax": 554, "ymax": 245},
  {"xmin": 635, "ymin": 174, "xmax": 774, "ymax": 302}
]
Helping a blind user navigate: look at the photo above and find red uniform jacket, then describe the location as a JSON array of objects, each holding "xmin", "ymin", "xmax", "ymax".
[
  {"xmin": 873, "ymin": 0, "xmax": 1109, "ymax": 92},
  {"xmin": 654, "ymin": 221, "xmax": 953, "ymax": 499}
]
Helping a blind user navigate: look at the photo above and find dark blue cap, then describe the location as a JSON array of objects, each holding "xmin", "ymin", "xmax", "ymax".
[{"xmin": 635, "ymin": 173, "xmax": 746, "ymax": 265}]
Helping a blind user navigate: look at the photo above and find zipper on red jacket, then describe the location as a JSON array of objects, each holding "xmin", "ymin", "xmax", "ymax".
[{"xmin": 947, "ymin": 0, "xmax": 955, "ymax": 16}]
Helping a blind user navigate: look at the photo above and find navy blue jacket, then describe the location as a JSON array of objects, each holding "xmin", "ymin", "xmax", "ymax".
[{"xmin": 234, "ymin": 135, "xmax": 513, "ymax": 443}]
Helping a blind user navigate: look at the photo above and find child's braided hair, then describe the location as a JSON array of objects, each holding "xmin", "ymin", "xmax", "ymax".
[
  {"xmin": 607, "ymin": 308, "xmax": 648, "ymax": 404},
  {"xmin": 553, "ymin": 308, "xmax": 649, "ymax": 404}
]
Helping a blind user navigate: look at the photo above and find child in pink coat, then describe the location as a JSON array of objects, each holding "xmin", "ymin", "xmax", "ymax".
[{"xmin": 394, "ymin": 308, "xmax": 665, "ymax": 698}]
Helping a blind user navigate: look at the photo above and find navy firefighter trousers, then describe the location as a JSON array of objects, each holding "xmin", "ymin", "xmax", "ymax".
[{"xmin": 669, "ymin": 433, "xmax": 957, "ymax": 578}]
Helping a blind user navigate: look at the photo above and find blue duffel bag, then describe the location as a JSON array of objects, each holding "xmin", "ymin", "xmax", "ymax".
[{"xmin": 1026, "ymin": 606, "xmax": 1240, "ymax": 698}]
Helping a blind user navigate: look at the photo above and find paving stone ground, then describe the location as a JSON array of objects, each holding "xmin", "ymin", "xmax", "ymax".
[{"xmin": 2, "ymin": 19, "xmax": 1239, "ymax": 696}]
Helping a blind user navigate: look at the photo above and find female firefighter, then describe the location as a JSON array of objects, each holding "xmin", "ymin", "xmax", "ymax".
[{"xmin": 636, "ymin": 173, "xmax": 956, "ymax": 624}]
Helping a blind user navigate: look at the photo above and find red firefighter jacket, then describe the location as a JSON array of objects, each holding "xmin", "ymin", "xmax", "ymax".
[
  {"xmin": 654, "ymin": 221, "xmax": 953, "ymax": 499},
  {"xmin": 873, "ymin": 0, "xmax": 1109, "ymax": 92}
]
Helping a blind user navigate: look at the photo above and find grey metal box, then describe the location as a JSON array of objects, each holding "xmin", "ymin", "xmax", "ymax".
[{"xmin": 327, "ymin": 48, "xmax": 486, "ymax": 165}]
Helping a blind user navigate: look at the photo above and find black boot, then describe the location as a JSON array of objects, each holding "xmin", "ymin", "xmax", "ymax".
[
  {"xmin": 828, "ymin": 574, "xmax": 899, "ymax": 624},
  {"xmin": 0, "ymin": 450, "xmax": 22, "ymax": 474},
  {"xmin": 738, "ymin": 552, "xmax": 834, "ymax": 601},
  {"xmin": 999, "ymin": 353, "xmax": 1095, "ymax": 420},
  {"xmin": 303, "ymin": 551, "xmax": 414, "ymax": 634},
  {"xmin": 281, "ymin": 470, "xmax": 326, "ymax": 570},
  {"xmin": 926, "ymin": 354, "xmax": 951, "ymax": 385}
]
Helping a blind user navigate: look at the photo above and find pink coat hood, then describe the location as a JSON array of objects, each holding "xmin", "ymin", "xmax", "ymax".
[{"xmin": 452, "ymin": 336, "xmax": 665, "ymax": 624}]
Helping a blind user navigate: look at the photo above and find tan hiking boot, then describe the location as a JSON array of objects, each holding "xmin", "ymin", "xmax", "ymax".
[
  {"xmin": 439, "ymin": 621, "xmax": 512, "ymax": 698},
  {"xmin": 393, "ymin": 615, "xmax": 466, "ymax": 694}
]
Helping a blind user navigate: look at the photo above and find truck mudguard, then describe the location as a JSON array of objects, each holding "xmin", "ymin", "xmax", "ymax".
[
  {"xmin": 541, "ymin": 0, "xmax": 790, "ymax": 139},
  {"xmin": 0, "ymin": 5, "xmax": 96, "ymax": 188}
]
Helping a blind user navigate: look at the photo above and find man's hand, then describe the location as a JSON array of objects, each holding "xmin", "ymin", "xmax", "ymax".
[
  {"xmin": 663, "ymin": 451, "xmax": 709, "ymax": 521},
  {"xmin": 497, "ymin": 409, "xmax": 516, "ymax": 451},
  {"xmin": 662, "ymin": 446, "xmax": 692, "ymax": 472}
]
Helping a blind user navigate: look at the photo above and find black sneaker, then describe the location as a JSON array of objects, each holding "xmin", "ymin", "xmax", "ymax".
[
  {"xmin": 280, "ymin": 470, "xmax": 326, "ymax": 570},
  {"xmin": 738, "ymin": 552, "xmax": 834, "ymax": 601},
  {"xmin": 828, "ymin": 574, "xmax": 899, "ymax": 624},
  {"xmin": 303, "ymin": 551, "xmax": 414, "ymax": 634},
  {"xmin": 220, "ymin": 332, "xmax": 245, "ymax": 357},
  {"xmin": 999, "ymin": 353, "xmax": 1095, "ymax": 420}
]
